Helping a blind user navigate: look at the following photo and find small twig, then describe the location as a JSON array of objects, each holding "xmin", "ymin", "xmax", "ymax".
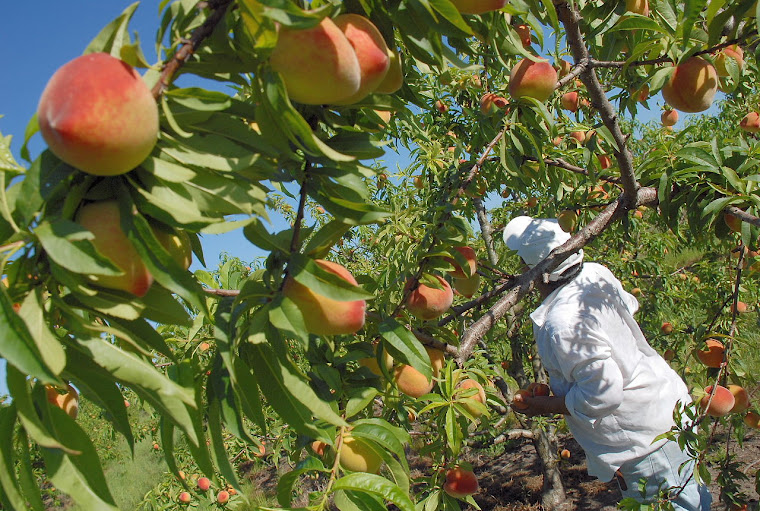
[
  {"xmin": 151, "ymin": 0, "xmax": 234, "ymax": 99},
  {"xmin": 204, "ymin": 288, "xmax": 240, "ymax": 297}
]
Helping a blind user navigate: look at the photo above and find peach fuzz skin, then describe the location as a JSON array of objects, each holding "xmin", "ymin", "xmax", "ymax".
[
  {"xmin": 661, "ymin": 57, "xmax": 718, "ymax": 113},
  {"xmin": 508, "ymin": 59, "xmax": 558, "ymax": 103},
  {"xmin": 76, "ymin": 200, "xmax": 154, "ymax": 297},
  {"xmin": 270, "ymin": 18, "xmax": 361, "ymax": 105},
  {"xmin": 444, "ymin": 467, "xmax": 479, "ymax": 498},
  {"xmin": 282, "ymin": 259, "xmax": 366, "ymax": 336},
  {"xmin": 332, "ymin": 14, "xmax": 390, "ymax": 105},
  {"xmin": 405, "ymin": 275, "xmax": 453, "ymax": 320},
  {"xmin": 37, "ymin": 53, "xmax": 158, "ymax": 176}
]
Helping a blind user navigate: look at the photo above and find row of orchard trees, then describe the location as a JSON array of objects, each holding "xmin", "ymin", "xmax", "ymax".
[{"xmin": 1, "ymin": 0, "xmax": 760, "ymax": 509}]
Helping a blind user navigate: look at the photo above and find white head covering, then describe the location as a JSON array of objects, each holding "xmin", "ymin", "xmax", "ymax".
[{"xmin": 503, "ymin": 216, "xmax": 584, "ymax": 282}]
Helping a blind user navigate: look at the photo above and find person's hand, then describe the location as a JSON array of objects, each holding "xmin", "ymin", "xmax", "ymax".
[{"xmin": 511, "ymin": 393, "xmax": 568, "ymax": 417}]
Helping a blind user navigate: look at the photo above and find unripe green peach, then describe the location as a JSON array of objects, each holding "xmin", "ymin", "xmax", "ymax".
[
  {"xmin": 332, "ymin": 14, "xmax": 390, "ymax": 105},
  {"xmin": 625, "ymin": 0, "xmax": 649, "ymax": 15},
  {"xmin": 282, "ymin": 259, "xmax": 366, "ymax": 335},
  {"xmin": 508, "ymin": 59, "xmax": 558, "ymax": 103},
  {"xmin": 37, "ymin": 53, "xmax": 158, "ymax": 176},
  {"xmin": 661, "ymin": 57, "xmax": 718, "ymax": 113},
  {"xmin": 76, "ymin": 200, "xmax": 154, "ymax": 296},
  {"xmin": 557, "ymin": 210, "xmax": 578, "ymax": 233},
  {"xmin": 453, "ymin": 273, "xmax": 481, "ymax": 298},
  {"xmin": 270, "ymin": 17, "xmax": 361, "ymax": 105}
]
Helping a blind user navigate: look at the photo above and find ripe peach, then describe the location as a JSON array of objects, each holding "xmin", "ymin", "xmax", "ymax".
[
  {"xmin": 479, "ymin": 93, "xmax": 499, "ymax": 115},
  {"xmin": 457, "ymin": 379, "xmax": 487, "ymax": 417},
  {"xmin": 724, "ymin": 212, "xmax": 742, "ymax": 232},
  {"xmin": 625, "ymin": 0, "xmax": 649, "ymax": 15},
  {"xmin": 663, "ymin": 349, "xmax": 675, "ymax": 361},
  {"xmin": 597, "ymin": 154, "xmax": 612, "ymax": 169},
  {"xmin": 731, "ymin": 301, "xmax": 748, "ymax": 314},
  {"xmin": 444, "ymin": 467, "xmax": 479, "ymax": 498},
  {"xmin": 198, "ymin": 477, "xmax": 211, "ymax": 491},
  {"xmin": 633, "ymin": 210, "xmax": 643, "ymax": 219},
  {"xmin": 45, "ymin": 384, "xmax": 79, "ymax": 420},
  {"xmin": 526, "ymin": 196, "xmax": 539, "ymax": 207},
  {"xmin": 660, "ymin": 322, "xmax": 674, "ymax": 335},
  {"xmin": 635, "ymin": 84, "xmax": 650, "ymax": 102},
  {"xmin": 37, "ymin": 53, "xmax": 158, "ymax": 176},
  {"xmin": 333, "ymin": 15, "xmax": 390, "ymax": 104},
  {"xmin": 559, "ymin": 91, "xmax": 579, "ymax": 112},
  {"xmin": 557, "ymin": 210, "xmax": 578, "ymax": 233},
  {"xmin": 217, "ymin": 490, "xmax": 230, "ymax": 504},
  {"xmin": 426, "ymin": 346, "xmax": 446, "ymax": 379},
  {"xmin": 515, "ymin": 24, "xmax": 532, "ymax": 47},
  {"xmin": 435, "ymin": 100, "xmax": 448, "ymax": 113},
  {"xmin": 631, "ymin": 287, "xmax": 642, "ymax": 297},
  {"xmin": 453, "ymin": 273, "xmax": 481, "ymax": 298},
  {"xmin": 728, "ymin": 385, "xmax": 750, "ymax": 413},
  {"xmin": 282, "ymin": 259, "xmax": 366, "ymax": 335},
  {"xmin": 358, "ymin": 346, "xmax": 393, "ymax": 376},
  {"xmin": 405, "ymin": 275, "xmax": 453, "ymax": 320},
  {"xmin": 450, "ymin": 0, "xmax": 507, "ymax": 14},
  {"xmin": 661, "ymin": 57, "xmax": 718, "ymax": 113},
  {"xmin": 661, "ymin": 109, "xmax": 679, "ymax": 127},
  {"xmin": 700, "ymin": 385, "xmax": 735, "ymax": 417},
  {"xmin": 76, "ymin": 201, "xmax": 154, "ymax": 296},
  {"xmin": 311, "ymin": 440, "xmax": 328, "ymax": 456},
  {"xmin": 394, "ymin": 364, "xmax": 434, "ymax": 398},
  {"xmin": 375, "ymin": 49, "xmax": 403, "ymax": 94},
  {"xmin": 270, "ymin": 17, "xmax": 361, "ymax": 105},
  {"xmin": 446, "ymin": 246, "xmax": 477, "ymax": 278},
  {"xmin": 569, "ymin": 131, "xmax": 586, "ymax": 144},
  {"xmin": 740, "ymin": 112, "xmax": 760, "ymax": 133},
  {"xmin": 744, "ymin": 411, "xmax": 760, "ymax": 429},
  {"xmin": 339, "ymin": 434, "xmax": 382, "ymax": 473},
  {"xmin": 178, "ymin": 491, "xmax": 191, "ymax": 504},
  {"xmin": 695, "ymin": 339, "xmax": 726, "ymax": 367},
  {"xmin": 714, "ymin": 45, "xmax": 744, "ymax": 77},
  {"xmin": 508, "ymin": 59, "xmax": 558, "ymax": 103},
  {"xmin": 527, "ymin": 382, "xmax": 550, "ymax": 397},
  {"xmin": 560, "ymin": 448, "xmax": 571, "ymax": 459},
  {"xmin": 512, "ymin": 389, "xmax": 532, "ymax": 410}
]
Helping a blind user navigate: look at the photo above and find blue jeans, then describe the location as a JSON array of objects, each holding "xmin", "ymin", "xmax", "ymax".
[{"xmin": 616, "ymin": 441, "xmax": 712, "ymax": 510}]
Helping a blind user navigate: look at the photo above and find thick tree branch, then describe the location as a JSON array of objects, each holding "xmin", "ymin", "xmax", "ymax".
[
  {"xmin": 556, "ymin": 0, "xmax": 638, "ymax": 207},
  {"xmin": 455, "ymin": 187, "xmax": 657, "ymax": 364}
]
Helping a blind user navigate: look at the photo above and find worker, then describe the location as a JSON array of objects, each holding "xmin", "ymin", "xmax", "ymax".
[{"xmin": 503, "ymin": 215, "xmax": 711, "ymax": 510}]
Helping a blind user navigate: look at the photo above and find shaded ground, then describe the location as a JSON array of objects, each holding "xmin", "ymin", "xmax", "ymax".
[{"xmin": 244, "ymin": 427, "xmax": 760, "ymax": 511}]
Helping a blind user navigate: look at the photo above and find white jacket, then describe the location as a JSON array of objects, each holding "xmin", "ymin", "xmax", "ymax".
[{"xmin": 530, "ymin": 263, "xmax": 692, "ymax": 481}]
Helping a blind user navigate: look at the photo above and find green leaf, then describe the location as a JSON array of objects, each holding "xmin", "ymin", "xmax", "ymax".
[
  {"xmin": 269, "ymin": 296, "xmax": 309, "ymax": 347},
  {"xmin": 331, "ymin": 473, "xmax": 415, "ymax": 511},
  {"xmin": 345, "ymin": 387, "xmax": 379, "ymax": 419},
  {"xmin": 36, "ymin": 220, "xmax": 122, "ymax": 276},
  {"xmin": 245, "ymin": 325, "xmax": 347, "ymax": 435},
  {"xmin": 0, "ymin": 285, "xmax": 59, "ymax": 383},
  {"xmin": 0, "ymin": 406, "xmax": 32, "ymax": 511},
  {"xmin": 206, "ymin": 383, "xmax": 242, "ymax": 491},
  {"xmin": 84, "ymin": 1, "xmax": 140, "ymax": 57},
  {"xmin": 16, "ymin": 290, "xmax": 66, "ymax": 376},
  {"xmin": 0, "ymin": 133, "xmax": 23, "ymax": 173},
  {"xmin": 334, "ymin": 489, "xmax": 387, "ymax": 511},
  {"xmin": 289, "ymin": 254, "xmax": 374, "ymax": 301},
  {"xmin": 15, "ymin": 427, "xmax": 46, "ymax": 511},
  {"xmin": 378, "ymin": 318, "xmax": 432, "ymax": 379},
  {"xmin": 41, "ymin": 407, "xmax": 119, "ymax": 510},
  {"xmin": 139, "ymin": 285, "xmax": 193, "ymax": 326},
  {"xmin": 277, "ymin": 457, "xmax": 329, "ymax": 506},
  {"xmin": 305, "ymin": 220, "xmax": 352, "ymax": 258}
]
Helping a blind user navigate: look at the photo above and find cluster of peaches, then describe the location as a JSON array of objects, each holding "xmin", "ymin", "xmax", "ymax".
[
  {"xmin": 177, "ymin": 474, "xmax": 236, "ymax": 505},
  {"xmin": 36, "ymin": 52, "xmax": 192, "ymax": 297}
]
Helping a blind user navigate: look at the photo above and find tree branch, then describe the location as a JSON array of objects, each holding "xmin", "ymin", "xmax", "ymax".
[{"xmin": 151, "ymin": 0, "xmax": 234, "ymax": 99}]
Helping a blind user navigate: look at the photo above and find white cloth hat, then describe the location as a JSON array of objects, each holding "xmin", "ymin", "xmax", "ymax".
[{"xmin": 503, "ymin": 216, "xmax": 583, "ymax": 281}]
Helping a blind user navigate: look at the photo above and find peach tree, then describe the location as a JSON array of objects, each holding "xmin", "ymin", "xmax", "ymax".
[{"xmin": 1, "ymin": 0, "xmax": 760, "ymax": 510}]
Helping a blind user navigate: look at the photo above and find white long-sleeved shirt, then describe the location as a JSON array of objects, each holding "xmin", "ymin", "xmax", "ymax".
[{"xmin": 530, "ymin": 263, "xmax": 692, "ymax": 481}]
